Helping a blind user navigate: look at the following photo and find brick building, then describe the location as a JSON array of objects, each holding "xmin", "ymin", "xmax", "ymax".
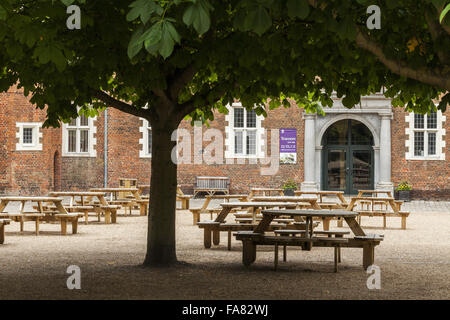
[{"xmin": 0, "ymin": 87, "xmax": 448, "ymax": 200}]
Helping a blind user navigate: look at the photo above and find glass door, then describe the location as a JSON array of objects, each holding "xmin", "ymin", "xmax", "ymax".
[
  {"xmin": 350, "ymin": 149, "xmax": 373, "ymax": 194},
  {"xmin": 326, "ymin": 148, "xmax": 347, "ymax": 191}
]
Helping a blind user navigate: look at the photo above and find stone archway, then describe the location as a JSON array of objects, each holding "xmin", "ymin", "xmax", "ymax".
[{"xmin": 320, "ymin": 119, "xmax": 375, "ymax": 194}]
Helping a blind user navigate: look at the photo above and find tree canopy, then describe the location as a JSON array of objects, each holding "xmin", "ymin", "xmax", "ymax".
[
  {"xmin": 0, "ymin": 0, "xmax": 448, "ymax": 127},
  {"xmin": 0, "ymin": 0, "xmax": 449, "ymax": 266}
]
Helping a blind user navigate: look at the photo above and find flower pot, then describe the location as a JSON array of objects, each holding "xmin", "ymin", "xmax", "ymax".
[
  {"xmin": 283, "ymin": 188, "xmax": 295, "ymax": 196},
  {"xmin": 398, "ymin": 190, "xmax": 411, "ymax": 202}
]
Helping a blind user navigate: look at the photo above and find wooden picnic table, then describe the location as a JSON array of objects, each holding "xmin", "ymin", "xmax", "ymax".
[
  {"xmin": 198, "ymin": 201, "xmax": 298, "ymax": 250},
  {"xmin": 357, "ymin": 190, "xmax": 393, "ymax": 198},
  {"xmin": 250, "ymin": 196, "xmax": 342, "ymax": 229},
  {"xmin": 347, "ymin": 196, "xmax": 399, "ymax": 213},
  {"xmin": 0, "ymin": 196, "xmax": 81, "ymax": 235},
  {"xmin": 250, "ymin": 196, "xmax": 321, "ymax": 209},
  {"xmin": 236, "ymin": 209, "xmax": 383, "ymax": 270},
  {"xmin": 90, "ymin": 188, "xmax": 148, "ymax": 216},
  {"xmin": 294, "ymin": 191, "xmax": 348, "ymax": 209},
  {"xmin": 90, "ymin": 188, "xmax": 141, "ymax": 200},
  {"xmin": 248, "ymin": 188, "xmax": 284, "ymax": 198},
  {"xmin": 346, "ymin": 196, "xmax": 409, "ymax": 229},
  {"xmin": 189, "ymin": 194, "xmax": 248, "ymax": 224},
  {"xmin": 48, "ymin": 191, "xmax": 119, "ymax": 224}
]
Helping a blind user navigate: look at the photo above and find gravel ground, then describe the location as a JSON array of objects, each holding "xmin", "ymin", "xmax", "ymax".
[{"xmin": 0, "ymin": 200, "xmax": 449, "ymax": 300}]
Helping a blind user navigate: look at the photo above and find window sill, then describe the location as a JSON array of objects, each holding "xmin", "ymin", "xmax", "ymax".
[
  {"xmin": 62, "ymin": 153, "xmax": 96, "ymax": 158},
  {"xmin": 406, "ymin": 156, "xmax": 444, "ymax": 161}
]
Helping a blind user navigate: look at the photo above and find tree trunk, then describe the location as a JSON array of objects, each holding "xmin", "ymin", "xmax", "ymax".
[{"xmin": 143, "ymin": 121, "xmax": 179, "ymax": 267}]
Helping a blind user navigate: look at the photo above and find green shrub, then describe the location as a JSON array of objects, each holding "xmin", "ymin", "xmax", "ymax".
[
  {"xmin": 395, "ymin": 181, "xmax": 412, "ymax": 191},
  {"xmin": 282, "ymin": 179, "xmax": 298, "ymax": 190}
]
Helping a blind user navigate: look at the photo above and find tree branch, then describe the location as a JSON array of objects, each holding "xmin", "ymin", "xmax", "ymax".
[
  {"xmin": 93, "ymin": 90, "xmax": 150, "ymax": 119},
  {"xmin": 355, "ymin": 30, "xmax": 450, "ymax": 91}
]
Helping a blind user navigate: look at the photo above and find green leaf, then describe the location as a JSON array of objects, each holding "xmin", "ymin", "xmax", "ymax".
[
  {"xmin": 287, "ymin": 0, "xmax": 310, "ymax": 20},
  {"xmin": 440, "ymin": 4, "xmax": 450, "ymax": 23},
  {"xmin": 61, "ymin": 0, "xmax": 76, "ymax": 6},
  {"xmin": 127, "ymin": 26, "xmax": 144, "ymax": 59},
  {"xmin": 183, "ymin": 0, "xmax": 212, "ymax": 35},
  {"xmin": 245, "ymin": 6, "xmax": 272, "ymax": 36},
  {"xmin": 127, "ymin": 0, "xmax": 161, "ymax": 24},
  {"xmin": 142, "ymin": 22, "xmax": 162, "ymax": 55}
]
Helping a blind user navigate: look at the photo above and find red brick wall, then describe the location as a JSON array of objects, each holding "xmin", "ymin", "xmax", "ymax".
[
  {"xmin": 391, "ymin": 107, "xmax": 449, "ymax": 200},
  {"xmin": 0, "ymin": 87, "xmax": 60, "ymax": 195},
  {"xmin": 1, "ymin": 88, "xmax": 448, "ymax": 200},
  {"xmin": 177, "ymin": 104, "xmax": 305, "ymax": 194}
]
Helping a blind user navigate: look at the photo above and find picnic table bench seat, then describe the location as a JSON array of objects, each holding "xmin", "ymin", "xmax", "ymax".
[
  {"xmin": 0, "ymin": 219, "xmax": 11, "ymax": 244},
  {"xmin": 198, "ymin": 221, "xmax": 287, "ymax": 250},
  {"xmin": 54, "ymin": 212, "xmax": 84, "ymax": 235},
  {"xmin": 3, "ymin": 212, "xmax": 45, "ymax": 235},
  {"xmin": 235, "ymin": 228, "xmax": 383, "ymax": 272},
  {"xmin": 356, "ymin": 210, "xmax": 410, "ymax": 229},
  {"xmin": 189, "ymin": 207, "xmax": 223, "ymax": 224}
]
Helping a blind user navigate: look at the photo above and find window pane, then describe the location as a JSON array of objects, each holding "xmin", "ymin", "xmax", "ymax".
[
  {"xmin": 246, "ymin": 130, "xmax": 256, "ymax": 155},
  {"xmin": 234, "ymin": 108, "xmax": 244, "ymax": 128},
  {"xmin": 234, "ymin": 131, "xmax": 243, "ymax": 154},
  {"xmin": 414, "ymin": 114, "xmax": 424, "ymax": 129},
  {"xmin": 246, "ymin": 110, "xmax": 257, "ymax": 128},
  {"xmin": 23, "ymin": 128, "xmax": 33, "ymax": 144},
  {"xmin": 428, "ymin": 132, "xmax": 436, "ymax": 155},
  {"xmin": 68, "ymin": 130, "xmax": 77, "ymax": 152},
  {"xmin": 351, "ymin": 120, "xmax": 373, "ymax": 145},
  {"xmin": 414, "ymin": 132, "xmax": 424, "ymax": 156},
  {"xmin": 427, "ymin": 111, "xmax": 437, "ymax": 129},
  {"xmin": 80, "ymin": 130, "xmax": 89, "ymax": 152},
  {"xmin": 323, "ymin": 120, "xmax": 348, "ymax": 145},
  {"xmin": 148, "ymin": 129, "xmax": 152, "ymax": 155},
  {"xmin": 69, "ymin": 118, "xmax": 77, "ymax": 127},
  {"xmin": 79, "ymin": 115, "xmax": 89, "ymax": 126}
]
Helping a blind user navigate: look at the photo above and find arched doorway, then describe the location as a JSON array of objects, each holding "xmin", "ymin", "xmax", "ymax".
[{"xmin": 321, "ymin": 119, "xmax": 374, "ymax": 194}]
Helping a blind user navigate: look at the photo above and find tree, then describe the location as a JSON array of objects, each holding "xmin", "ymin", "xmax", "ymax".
[{"xmin": 0, "ymin": 0, "xmax": 448, "ymax": 266}]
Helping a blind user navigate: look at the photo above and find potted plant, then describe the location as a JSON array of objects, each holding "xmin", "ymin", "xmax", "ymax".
[
  {"xmin": 395, "ymin": 181, "xmax": 412, "ymax": 202},
  {"xmin": 282, "ymin": 179, "xmax": 298, "ymax": 196}
]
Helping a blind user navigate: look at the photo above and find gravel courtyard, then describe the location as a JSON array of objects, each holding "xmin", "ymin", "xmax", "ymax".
[{"xmin": 1, "ymin": 200, "xmax": 449, "ymax": 300}]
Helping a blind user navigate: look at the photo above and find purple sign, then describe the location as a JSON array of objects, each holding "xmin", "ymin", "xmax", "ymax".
[{"xmin": 280, "ymin": 128, "xmax": 297, "ymax": 164}]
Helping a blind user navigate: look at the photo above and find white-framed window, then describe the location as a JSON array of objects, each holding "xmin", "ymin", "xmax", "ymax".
[
  {"xmin": 225, "ymin": 102, "xmax": 264, "ymax": 158},
  {"xmin": 15, "ymin": 122, "xmax": 43, "ymax": 151},
  {"xmin": 405, "ymin": 110, "xmax": 446, "ymax": 160},
  {"xmin": 139, "ymin": 118, "xmax": 152, "ymax": 158},
  {"xmin": 62, "ymin": 113, "xmax": 97, "ymax": 157}
]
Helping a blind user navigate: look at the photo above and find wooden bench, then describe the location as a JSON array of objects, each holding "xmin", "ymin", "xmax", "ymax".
[
  {"xmin": 273, "ymin": 230, "xmax": 350, "ymax": 266},
  {"xmin": 193, "ymin": 176, "xmax": 230, "ymax": 197},
  {"xmin": 5, "ymin": 212, "xmax": 45, "ymax": 235},
  {"xmin": 198, "ymin": 221, "xmax": 287, "ymax": 250},
  {"xmin": 109, "ymin": 200, "xmax": 134, "ymax": 216},
  {"xmin": 189, "ymin": 208, "xmax": 222, "ymax": 224},
  {"xmin": 66, "ymin": 205, "xmax": 96, "ymax": 225},
  {"xmin": 55, "ymin": 213, "xmax": 84, "ymax": 235},
  {"xmin": 135, "ymin": 200, "xmax": 149, "ymax": 216},
  {"xmin": 235, "ymin": 230, "xmax": 383, "ymax": 271},
  {"xmin": 0, "ymin": 219, "xmax": 11, "ymax": 244},
  {"xmin": 357, "ymin": 210, "xmax": 410, "ymax": 229}
]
